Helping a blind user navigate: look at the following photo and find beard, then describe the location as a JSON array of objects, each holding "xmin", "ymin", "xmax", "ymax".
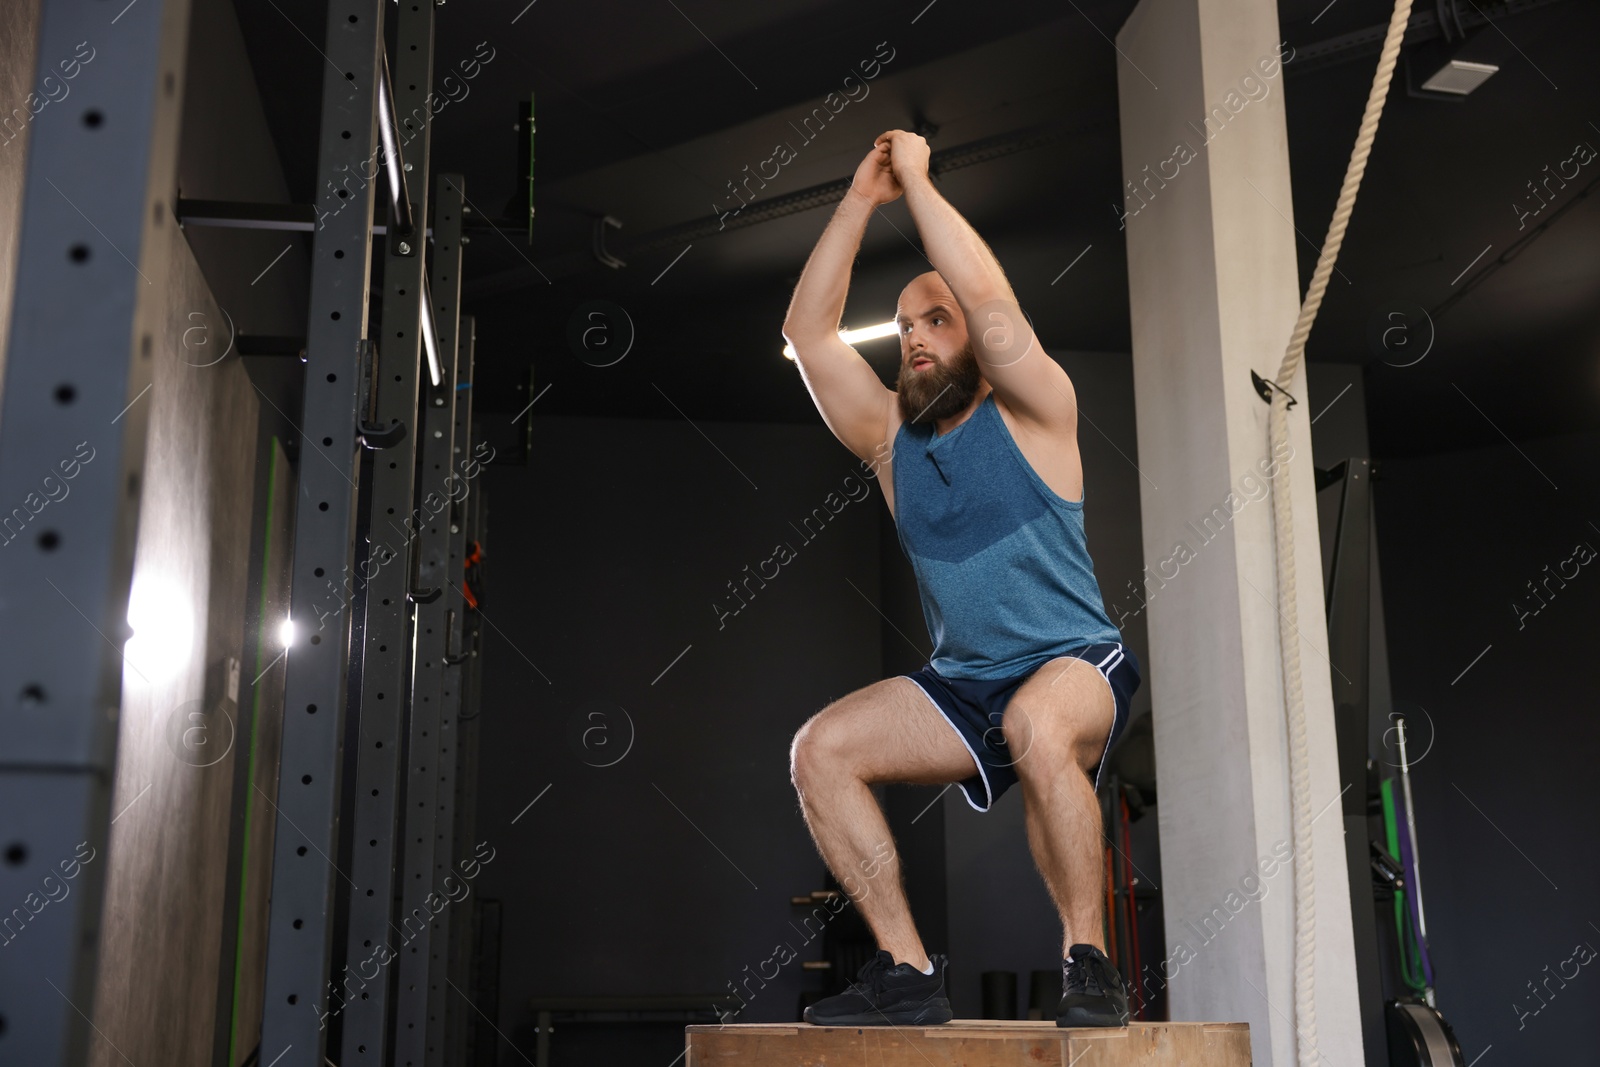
[{"xmin": 896, "ymin": 339, "xmax": 982, "ymax": 425}]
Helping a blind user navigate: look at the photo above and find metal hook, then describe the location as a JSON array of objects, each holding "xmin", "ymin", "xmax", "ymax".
[
  {"xmin": 1250, "ymin": 369, "xmax": 1299, "ymax": 410},
  {"xmin": 593, "ymin": 215, "xmax": 625, "ymax": 269}
]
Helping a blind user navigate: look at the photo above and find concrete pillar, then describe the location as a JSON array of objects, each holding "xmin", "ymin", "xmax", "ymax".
[{"xmin": 1113, "ymin": 1, "xmax": 1365, "ymax": 1064}]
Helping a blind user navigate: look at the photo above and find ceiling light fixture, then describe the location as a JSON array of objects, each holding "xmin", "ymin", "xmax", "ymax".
[
  {"xmin": 1405, "ymin": 18, "xmax": 1504, "ymax": 101},
  {"xmin": 1420, "ymin": 57, "xmax": 1498, "ymax": 95}
]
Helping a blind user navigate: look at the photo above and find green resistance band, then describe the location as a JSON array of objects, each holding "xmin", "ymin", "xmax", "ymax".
[{"xmin": 1381, "ymin": 777, "xmax": 1426, "ymax": 993}]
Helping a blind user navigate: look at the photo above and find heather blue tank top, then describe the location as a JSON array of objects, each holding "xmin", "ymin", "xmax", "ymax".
[{"xmin": 892, "ymin": 392, "xmax": 1122, "ymax": 680}]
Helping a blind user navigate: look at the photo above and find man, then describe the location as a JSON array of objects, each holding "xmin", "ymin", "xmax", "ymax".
[{"xmin": 780, "ymin": 130, "xmax": 1142, "ymax": 1029}]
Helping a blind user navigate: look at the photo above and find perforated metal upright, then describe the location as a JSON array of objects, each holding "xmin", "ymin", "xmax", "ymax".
[
  {"xmin": 423, "ymin": 312, "xmax": 479, "ymax": 1067},
  {"xmin": 442, "ymin": 394, "xmax": 488, "ymax": 1067},
  {"xmin": 334, "ymin": 2, "xmax": 442, "ymax": 1061},
  {"xmin": 257, "ymin": 2, "xmax": 386, "ymax": 1063},
  {"xmin": 0, "ymin": 0, "xmax": 193, "ymax": 1063},
  {"xmin": 392, "ymin": 283, "xmax": 474, "ymax": 1061}
]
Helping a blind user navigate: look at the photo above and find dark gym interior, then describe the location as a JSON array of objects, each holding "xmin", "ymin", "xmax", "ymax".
[{"xmin": 0, "ymin": 0, "xmax": 1595, "ymax": 1065}]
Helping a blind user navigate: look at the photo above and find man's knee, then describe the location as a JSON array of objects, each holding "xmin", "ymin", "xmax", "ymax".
[
  {"xmin": 1002, "ymin": 699, "xmax": 1103, "ymax": 781},
  {"xmin": 790, "ymin": 713, "xmax": 848, "ymax": 794},
  {"xmin": 1001, "ymin": 702, "xmax": 1067, "ymax": 775}
]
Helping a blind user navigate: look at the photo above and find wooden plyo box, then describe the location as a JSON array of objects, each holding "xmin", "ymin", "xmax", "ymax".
[{"xmin": 686, "ymin": 1020, "xmax": 1252, "ymax": 1066}]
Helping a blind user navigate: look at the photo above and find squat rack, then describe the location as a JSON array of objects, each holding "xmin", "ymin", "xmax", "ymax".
[{"xmin": 0, "ymin": 0, "xmax": 491, "ymax": 1064}]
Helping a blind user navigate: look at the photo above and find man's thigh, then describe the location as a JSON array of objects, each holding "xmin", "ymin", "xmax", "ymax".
[
  {"xmin": 795, "ymin": 676, "xmax": 978, "ymax": 786},
  {"xmin": 1002, "ymin": 656, "xmax": 1116, "ymax": 778}
]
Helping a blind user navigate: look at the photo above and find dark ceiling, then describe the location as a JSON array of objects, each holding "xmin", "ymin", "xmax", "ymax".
[{"xmin": 235, "ymin": 0, "xmax": 1600, "ymax": 460}]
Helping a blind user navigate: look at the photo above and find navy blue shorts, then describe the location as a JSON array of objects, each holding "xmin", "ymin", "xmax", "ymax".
[{"xmin": 901, "ymin": 642, "xmax": 1141, "ymax": 812}]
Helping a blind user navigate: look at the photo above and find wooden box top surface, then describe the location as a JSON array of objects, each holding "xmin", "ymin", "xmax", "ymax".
[{"xmin": 684, "ymin": 1020, "xmax": 1253, "ymax": 1066}]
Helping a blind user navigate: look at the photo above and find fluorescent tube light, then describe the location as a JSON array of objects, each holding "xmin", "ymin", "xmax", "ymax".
[{"xmin": 783, "ymin": 319, "xmax": 900, "ymax": 361}]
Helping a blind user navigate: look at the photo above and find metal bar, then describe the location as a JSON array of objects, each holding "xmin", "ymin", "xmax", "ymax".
[
  {"xmin": 257, "ymin": 0, "xmax": 386, "ymax": 1062},
  {"xmin": 1395, "ymin": 720, "xmax": 1430, "ymax": 959},
  {"xmin": 420, "ymin": 275, "xmax": 442, "ymax": 386},
  {"xmin": 393, "ymin": 231, "xmax": 470, "ymax": 1064},
  {"xmin": 376, "ymin": 47, "xmax": 416, "ymax": 242},
  {"xmin": 0, "ymin": 0, "xmax": 194, "ymax": 1062},
  {"xmin": 425, "ymin": 312, "xmax": 477, "ymax": 1067},
  {"xmin": 173, "ymin": 197, "xmax": 433, "ymax": 236},
  {"xmin": 334, "ymin": 4, "xmax": 436, "ymax": 1064},
  {"xmin": 176, "ymin": 199, "xmax": 316, "ymax": 230}
]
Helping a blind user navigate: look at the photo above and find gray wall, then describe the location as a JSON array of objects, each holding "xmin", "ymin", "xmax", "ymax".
[
  {"xmin": 1302, "ymin": 361, "xmax": 1599, "ymax": 1062},
  {"xmin": 475, "ymin": 413, "xmax": 886, "ymax": 1042},
  {"xmin": 1372, "ymin": 426, "xmax": 1600, "ymax": 1061}
]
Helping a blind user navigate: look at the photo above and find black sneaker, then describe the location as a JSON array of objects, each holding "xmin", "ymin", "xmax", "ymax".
[
  {"xmin": 803, "ymin": 950, "xmax": 953, "ymax": 1026},
  {"xmin": 1056, "ymin": 943, "xmax": 1130, "ymax": 1027}
]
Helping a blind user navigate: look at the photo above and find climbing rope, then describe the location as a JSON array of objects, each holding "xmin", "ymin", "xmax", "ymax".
[{"xmin": 1267, "ymin": 0, "xmax": 1416, "ymax": 1062}]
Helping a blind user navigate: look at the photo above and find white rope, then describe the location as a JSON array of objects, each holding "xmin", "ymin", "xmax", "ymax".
[{"xmin": 1267, "ymin": 1, "xmax": 1415, "ymax": 1062}]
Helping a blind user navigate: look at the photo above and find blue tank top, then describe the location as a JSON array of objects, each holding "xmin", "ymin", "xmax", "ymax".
[{"xmin": 892, "ymin": 392, "xmax": 1122, "ymax": 680}]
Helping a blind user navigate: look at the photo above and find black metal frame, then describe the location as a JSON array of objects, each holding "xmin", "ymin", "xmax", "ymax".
[{"xmin": 1320, "ymin": 456, "xmax": 1389, "ymax": 1067}]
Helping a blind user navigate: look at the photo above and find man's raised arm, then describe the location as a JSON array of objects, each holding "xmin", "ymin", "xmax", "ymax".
[
  {"xmin": 781, "ymin": 144, "xmax": 902, "ymax": 464},
  {"xmin": 882, "ymin": 130, "xmax": 1076, "ymax": 429}
]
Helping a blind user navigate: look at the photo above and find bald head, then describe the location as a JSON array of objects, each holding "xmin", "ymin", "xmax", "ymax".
[
  {"xmin": 894, "ymin": 270, "xmax": 966, "ymax": 356},
  {"xmin": 897, "ymin": 271, "xmax": 951, "ymax": 317}
]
